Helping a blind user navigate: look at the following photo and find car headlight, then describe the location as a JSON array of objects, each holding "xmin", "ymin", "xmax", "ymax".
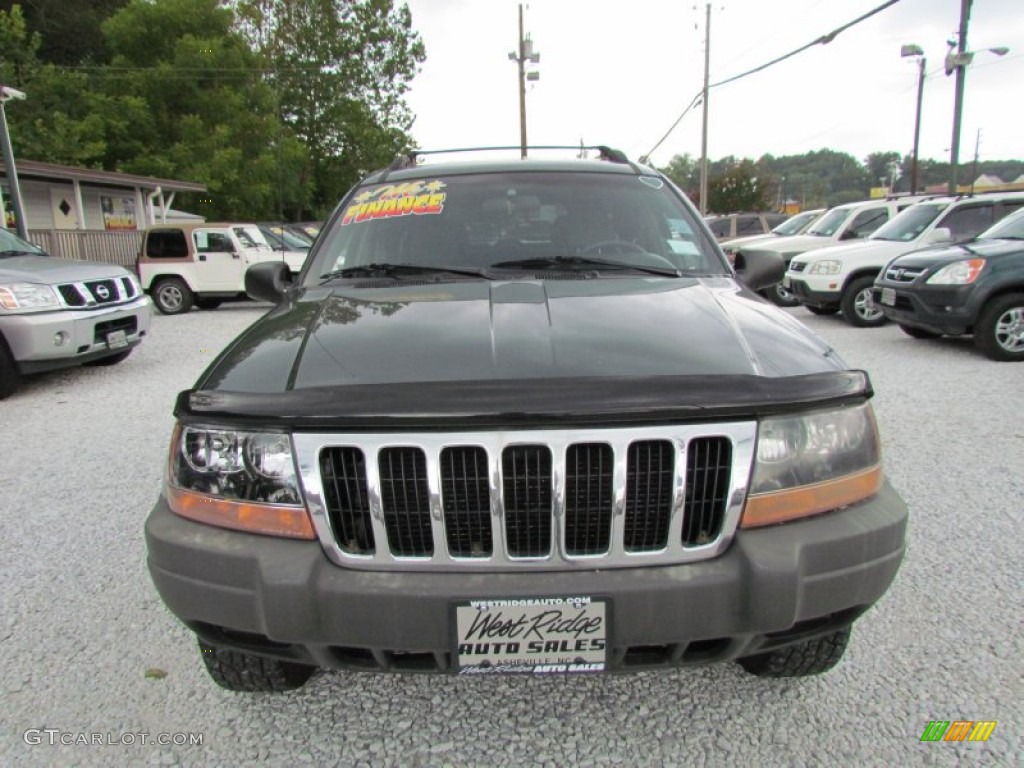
[
  {"xmin": 926, "ymin": 258, "xmax": 985, "ymax": 285},
  {"xmin": 806, "ymin": 260, "xmax": 842, "ymax": 276},
  {"xmin": 0, "ymin": 282, "xmax": 60, "ymax": 310},
  {"xmin": 741, "ymin": 402, "xmax": 882, "ymax": 528},
  {"xmin": 166, "ymin": 424, "xmax": 314, "ymax": 539}
]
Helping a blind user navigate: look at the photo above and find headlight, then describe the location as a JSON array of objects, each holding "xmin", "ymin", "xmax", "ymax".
[
  {"xmin": 741, "ymin": 402, "xmax": 882, "ymax": 528},
  {"xmin": 926, "ymin": 258, "xmax": 985, "ymax": 285},
  {"xmin": 807, "ymin": 260, "xmax": 842, "ymax": 275},
  {"xmin": 0, "ymin": 282, "xmax": 59, "ymax": 310},
  {"xmin": 167, "ymin": 424, "xmax": 314, "ymax": 539}
]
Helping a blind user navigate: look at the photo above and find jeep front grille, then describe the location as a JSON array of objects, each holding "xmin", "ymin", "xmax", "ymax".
[{"xmin": 297, "ymin": 424, "xmax": 756, "ymax": 571}]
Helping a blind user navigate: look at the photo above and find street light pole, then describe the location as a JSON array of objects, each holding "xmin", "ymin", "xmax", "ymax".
[
  {"xmin": 900, "ymin": 45, "xmax": 926, "ymax": 195},
  {"xmin": 698, "ymin": 2, "xmax": 711, "ymax": 215},
  {"xmin": 947, "ymin": 0, "xmax": 972, "ymax": 195},
  {"xmin": 509, "ymin": 4, "xmax": 539, "ymax": 159},
  {"xmin": 0, "ymin": 85, "xmax": 28, "ymax": 239}
]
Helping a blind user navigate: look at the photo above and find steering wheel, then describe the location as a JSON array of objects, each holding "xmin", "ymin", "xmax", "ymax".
[{"xmin": 581, "ymin": 240, "xmax": 648, "ymax": 256}]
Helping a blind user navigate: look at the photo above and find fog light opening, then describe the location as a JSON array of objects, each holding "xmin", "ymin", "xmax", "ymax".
[{"xmin": 53, "ymin": 331, "xmax": 70, "ymax": 347}]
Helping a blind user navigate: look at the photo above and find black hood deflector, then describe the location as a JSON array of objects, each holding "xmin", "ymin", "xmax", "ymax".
[{"xmin": 176, "ymin": 371, "xmax": 872, "ymax": 430}]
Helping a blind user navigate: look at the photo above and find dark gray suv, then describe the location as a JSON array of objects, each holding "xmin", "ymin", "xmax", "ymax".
[{"xmin": 145, "ymin": 147, "xmax": 907, "ymax": 691}]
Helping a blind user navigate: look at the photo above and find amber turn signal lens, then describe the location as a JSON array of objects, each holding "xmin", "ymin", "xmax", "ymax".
[
  {"xmin": 741, "ymin": 465, "xmax": 883, "ymax": 528},
  {"xmin": 167, "ymin": 485, "xmax": 316, "ymax": 540}
]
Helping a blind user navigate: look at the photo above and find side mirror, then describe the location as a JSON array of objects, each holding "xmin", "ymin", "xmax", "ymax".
[
  {"xmin": 245, "ymin": 260, "xmax": 292, "ymax": 303},
  {"xmin": 734, "ymin": 249, "xmax": 785, "ymax": 292},
  {"xmin": 923, "ymin": 227, "xmax": 952, "ymax": 245},
  {"xmin": 839, "ymin": 228, "xmax": 862, "ymax": 241}
]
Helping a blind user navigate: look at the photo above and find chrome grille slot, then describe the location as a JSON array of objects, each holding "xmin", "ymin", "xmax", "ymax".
[
  {"xmin": 683, "ymin": 436, "xmax": 732, "ymax": 546},
  {"xmin": 379, "ymin": 447, "xmax": 432, "ymax": 557},
  {"xmin": 624, "ymin": 440, "xmax": 674, "ymax": 552},
  {"xmin": 297, "ymin": 423, "xmax": 756, "ymax": 572},
  {"xmin": 790, "ymin": 262, "xmax": 807, "ymax": 273},
  {"xmin": 319, "ymin": 447, "xmax": 375, "ymax": 554},
  {"xmin": 564, "ymin": 443, "xmax": 613, "ymax": 555},
  {"xmin": 440, "ymin": 446, "xmax": 492, "ymax": 557},
  {"xmin": 884, "ymin": 266, "xmax": 926, "ymax": 283},
  {"xmin": 57, "ymin": 284, "xmax": 87, "ymax": 306},
  {"xmin": 502, "ymin": 445, "xmax": 553, "ymax": 557}
]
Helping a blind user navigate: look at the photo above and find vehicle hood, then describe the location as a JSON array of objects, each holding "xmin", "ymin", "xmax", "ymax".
[
  {"xmin": 790, "ymin": 239, "xmax": 904, "ymax": 266},
  {"xmin": 742, "ymin": 234, "xmax": 836, "ymax": 257},
  {"xmin": 887, "ymin": 238, "xmax": 1024, "ymax": 269},
  {"xmin": 722, "ymin": 233, "xmax": 779, "ymax": 251},
  {"xmin": 199, "ymin": 278, "xmax": 843, "ymax": 394},
  {"xmin": 0, "ymin": 254, "xmax": 131, "ymax": 284}
]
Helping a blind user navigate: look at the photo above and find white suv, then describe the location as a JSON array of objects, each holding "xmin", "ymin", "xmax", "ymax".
[
  {"xmin": 785, "ymin": 191, "xmax": 1024, "ymax": 326},
  {"xmin": 737, "ymin": 198, "xmax": 924, "ymax": 306}
]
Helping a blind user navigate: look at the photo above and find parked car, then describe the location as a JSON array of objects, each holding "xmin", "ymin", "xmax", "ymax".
[
  {"xmin": 705, "ymin": 212, "xmax": 788, "ymax": 242},
  {"xmin": 872, "ymin": 206, "xmax": 1024, "ymax": 360},
  {"xmin": 146, "ymin": 146, "xmax": 907, "ymax": 691},
  {"xmin": 785, "ymin": 191, "xmax": 1024, "ymax": 326},
  {"xmin": 0, "ymin": 227, "xmax": 151, "ymax": 399},
  {"xmin": 739, "ymin": 197, "xmax": 928, "ymax": 307},
  {"xmin": 720, "ymin": 208, "xmax": 825, "ymax": 261},
  {"xmin": 137, "ymin": 222, "xmax": 286, "ymax": 314},
  {"xmin": 256, "ymin": 224, "xmax": 312, "ymax": 275}
]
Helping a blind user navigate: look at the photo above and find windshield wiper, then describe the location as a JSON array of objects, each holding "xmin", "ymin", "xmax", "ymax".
[
  {"xmin": 0, "ymin": 249, "xmax": 42, "ymax": 259},
  {"xmin": 491, "ymin": 256, "xmax": 680, "ymax": 277},
  {"xmin": 319, "ymin": 262, "xmax": 494, "ymax": 283}
]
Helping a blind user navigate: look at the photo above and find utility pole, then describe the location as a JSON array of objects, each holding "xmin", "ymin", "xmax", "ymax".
[
  {"xmin": 910, "ymin": 54, "xmax": 925, "ymax": 195},
  {"xmin": 0, "ymin": 85, "xmax": 28, "ymax": 239},
  {"xmin": 948, "ymin": 0, "xmax": 972, "ymax": 195},
  {"xmin": 699, "ymin": 2, "xmax": 711, "ymax": 215},
  {"xmin": 509, "ymin": 4, "xmax": 540, "ymax": 158}
]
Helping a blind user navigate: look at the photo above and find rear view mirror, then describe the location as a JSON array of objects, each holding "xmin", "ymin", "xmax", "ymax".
[{"xmin": 734, "ymin": 249, "xmax": 785, "ymax": 292}]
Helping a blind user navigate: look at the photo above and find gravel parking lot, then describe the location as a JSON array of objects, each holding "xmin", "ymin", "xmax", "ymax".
[{"xmin": 1, "ymin": 302, "xmax": 1020, "ymax": 767}]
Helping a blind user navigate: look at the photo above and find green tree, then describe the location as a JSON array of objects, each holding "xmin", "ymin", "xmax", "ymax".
[
  {"xmin": 0, "ymin": 0, "xmax": 129, "ymax": 65},
  {"xmin": 707, "ymin": 159, "xmax": 769, "ymax": 213},
  {"xmin": 232, "ymin": 0, "xmax": 425, "ymax": 217}
]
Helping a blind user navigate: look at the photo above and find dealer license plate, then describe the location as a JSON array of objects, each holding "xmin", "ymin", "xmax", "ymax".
[
  {"xmin": 106, "ymin": 330, "xmax": 128, "ymax": 349},
  {"xmin": 880, "ymin": 287, "xmax": 896, "ymax": 306},
  {"xmin": 453, "ymin": 596, "xmax": 608, "ymax": 675}
]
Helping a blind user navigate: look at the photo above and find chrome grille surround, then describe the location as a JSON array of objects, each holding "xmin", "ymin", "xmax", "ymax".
[
  {"xmin": 293, "ymin": 422, "xmax": 757, "ymax": 572},
  {"xmin": 55, "ymin": 277, "xmax": 138, "ymax": 308},
  {"xmin": 883, "ymin": 266, "xmax": 926, "ymax": 283}
]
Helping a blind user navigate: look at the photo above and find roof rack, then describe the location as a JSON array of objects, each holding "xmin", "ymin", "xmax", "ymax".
[{"xmin": 382, "ymin": 145, "xmax": 640, "ymax": 179}]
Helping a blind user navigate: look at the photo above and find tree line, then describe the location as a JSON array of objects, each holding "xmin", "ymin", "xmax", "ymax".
[
  {"xmin": 662, "ymin": 150, "xmax": 1024, "ymax": 214},
  {"xmin": 0, "ymin": 0, "xmax": 424, "ymax": 221}
]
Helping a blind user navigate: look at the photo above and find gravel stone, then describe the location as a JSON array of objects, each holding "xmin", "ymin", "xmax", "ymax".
[{"xmin": 0, "ymin": 305, "xmax": 1021, "ymax": 766}]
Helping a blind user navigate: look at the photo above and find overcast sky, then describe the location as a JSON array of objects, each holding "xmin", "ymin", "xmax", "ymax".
[{"xmin": 401, "ymin": 0, "xmax": 1023, "ymax": 170}]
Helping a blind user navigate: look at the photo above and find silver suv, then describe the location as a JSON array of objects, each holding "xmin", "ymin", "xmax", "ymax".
[{"xmin": 0, "ymin": 228, "xmax": 152, "ymax": 399}]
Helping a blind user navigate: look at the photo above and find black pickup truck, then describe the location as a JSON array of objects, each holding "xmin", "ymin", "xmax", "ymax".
[
  {"xmin": 145, "ymin": 148, "xmax": 907, "ymax": 691},
  {"xmin": 873, "ymin": 208, "xmax": 1024, "ymax": 361}
]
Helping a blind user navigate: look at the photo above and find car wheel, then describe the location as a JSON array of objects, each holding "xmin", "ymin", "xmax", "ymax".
[
  {"xmin": 197, "ymin": 640, "xmax": 315, "ymax": 692},
  {"xmin": 195, "ymin": 297, "xmax": 222, "ymax": 310},
  {"xmin": 0, "ymin": 334, "xmax": 21, "ymax": 399},
  {"xmin": 898, "ymin": 324, "xmax": 940, "ymax": 340},
  {"xmin": 766, "ymin": 282, "xmax": 800, "ymax": 308},
  {"xmin": 975, "ymin": 292, "xmax": 1024, "ymax": 361},
  {"xmin": 152, "ymin": 278, "xmax": 194, "ymax": 315},
  {"xmin": 806, "ymin": 306, "xmax": 839, "ymax": 316},
  {"xmin": 840, "ymin": 276, "xmax": 887, "ymax": 327},
  {"xmin": 83, "ymin": 348, "xmax": 133, "ymax": 367},
  {"xmin": 737, "ymin": 627, "xmax": 851, "ymax": 678}
]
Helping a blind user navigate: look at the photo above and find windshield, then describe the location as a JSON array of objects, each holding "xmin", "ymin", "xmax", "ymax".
[
  {"xmin": 772, "ymin": 210, "xmax": 820, "ymax": 236},
  {"xmin": 978, "ymin": 207, "xmax": 1024, "ymax": 240},
  {"xmin": 232, "ymin": 226, "xmax": 270, "ymax": 250},
  {"xmin": 262, "ymin": 225, "xmax": 312, "ymax": 250},
  {"xmin": 806, "ymin": 208, "xmax": 851, "ymax": 237},
  {"xmin": 0, "ymin": 227, "xmax": 44, "ymax": 257},
  {"xmin": 870, "ymin": 203, "xmax": 948, "ymax": 242},
  {"xmin": 307, "ymin": 171, "xmax": 725, "ymax": 281}
]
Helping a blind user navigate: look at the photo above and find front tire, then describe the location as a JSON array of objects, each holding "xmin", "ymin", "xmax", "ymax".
[
  {"xmin": 0, "ymin": 334, "xmax": 21, "ymax": 399},
  {"xmin": 737, "ymin": 628, "xmax": 851, "ymax": 678},
  {"xmin": 840, "ymin": 276, "xmax": 887, "ymax": 327},
  {"xmin": 975, "ymin": 292, "xmax": 1024, "ymax": 361},
  {"xmin": 766, "ymin": 283, "xmax": 799, "ymax": 308},
  {"xmin": 198, "ymin": 640, "xmax": 315, "ymax": 692},
  {"xmin": 152, "ymin": 278, "xmax": 193, "ymax": 315}
]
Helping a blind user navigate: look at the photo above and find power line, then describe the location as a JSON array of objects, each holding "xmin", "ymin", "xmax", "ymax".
[{"xmin": 642, "ymin": 0, "xmax": 904, "ymax": 163}]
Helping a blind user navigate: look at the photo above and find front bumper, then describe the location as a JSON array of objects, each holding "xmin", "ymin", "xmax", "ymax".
[
  {"xmin": 146, "ymin": 482, "xmax": 908, "ymax": 673},
  {"xmin": 872, "ymin": 281, "xmax": 979, "ymax": 335},
  {"xmin": 2, "ymin": 296, "xmax": 152, "ymax": 373},
  {"xmin": 785, "ymin": 275, "xmax": 841, "ymax": 309}
]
